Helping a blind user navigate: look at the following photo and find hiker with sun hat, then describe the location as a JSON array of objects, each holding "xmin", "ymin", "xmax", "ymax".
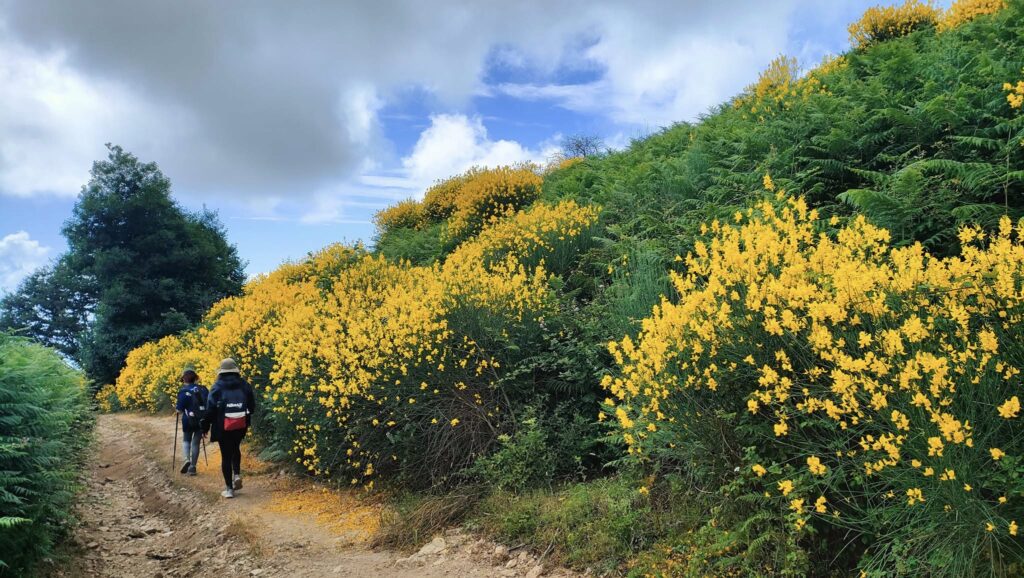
[{"xmin": 201, "ymin": 358, "xmax": 256, "ymax": 498}]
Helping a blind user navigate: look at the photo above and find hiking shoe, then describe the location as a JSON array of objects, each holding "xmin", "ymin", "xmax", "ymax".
[
  {"xmin": 179, "ymin": 461, "xmax": 190, "ymax": 474},
  {"xmin": 221, "ymin": 488, "xmax": 234, "ymax": 499},
  {"xmin": 232, "ymin": 475, "xmax": 243, "ymax": 490},
  {"xmin": 187, "ymin": 466, "xmax": 197, "ymax": 476}
]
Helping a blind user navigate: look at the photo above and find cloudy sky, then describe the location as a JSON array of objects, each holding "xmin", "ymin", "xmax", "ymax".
[{"xmin": 0, "ymin": 0, "xmax": 922, "ymax": 290}]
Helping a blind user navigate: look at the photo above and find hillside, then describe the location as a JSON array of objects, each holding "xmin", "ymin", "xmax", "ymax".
[{"xmin": 102, "ymin": 1, "xmax": 1024, "ymax": 576}]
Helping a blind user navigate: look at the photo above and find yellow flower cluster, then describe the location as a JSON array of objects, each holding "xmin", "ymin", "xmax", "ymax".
[
  {"xmin": 108, "ymin": 200, "xmax": 599, "ymax": 487},
  {"xmin": 443, "ymin": 164, "xmax": 543, "ymax": 242},
  {"xmin": 422, "ymin": 170, "xmax": 479, "ymax": 221},
  {"xmin": 375, "ymin": 165, "xmax": 544, "ymax": 244},
  {"xmin": 848, "ymin": 0, "xmax": 940, "ymax": 48},
  {"xmin": 113, "ymin": 333, "xmax": 208, "ymax": 411},
  {"xmin": 937, "ymin": 0, "xmax": 1007, "ymax": 31},
  {"xmin": 544, "ymin": 156, "xmax": 584, "ymax": 174},
  {"xmin": 1005, "ymin": 75, "xmax": 1024, "ymax": 109},
  {"xmin": 373, "ymin": 198, "xmax": 424, "ymax": 233},
  {"xmin": 604, "ymin": 182, "xmax": 1024, "ymax": 541},
  {"xmin": 733, "ymin": 55, "xmax": 831, "ymax": 121}
]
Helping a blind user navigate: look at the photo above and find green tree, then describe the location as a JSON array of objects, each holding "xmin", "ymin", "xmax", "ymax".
[
  {"xmin": 52, "ymin": 144, "xmax": 243, "ymax": 385},
  {"xmin": 0, "ymin": 256, "xmax": 93, "ymax": 360}
]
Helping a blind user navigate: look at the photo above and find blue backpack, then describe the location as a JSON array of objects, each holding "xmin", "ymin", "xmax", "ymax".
[{"xmin": 181, "ymin": 384, "xmax": 208, "ymax": 429}]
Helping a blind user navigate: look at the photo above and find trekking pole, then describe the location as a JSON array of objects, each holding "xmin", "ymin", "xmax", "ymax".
[
  {"xmin": 172, "ymin": 412, "xmax": 179, "ymax": 472},
  {"xmin": 201, "ymin": 435, "xmax": 209, "ymax": 467}
]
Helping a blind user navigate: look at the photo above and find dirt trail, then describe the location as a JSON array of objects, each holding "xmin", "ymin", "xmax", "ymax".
[{"xmin": 56, "ymin": 414, "xmax": 579, "ymax": 578}]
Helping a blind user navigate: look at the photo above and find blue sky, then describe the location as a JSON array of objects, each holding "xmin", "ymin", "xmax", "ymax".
[{"xmin": 0, "ymin": 0, "xmax": 949, "ymax": 290}]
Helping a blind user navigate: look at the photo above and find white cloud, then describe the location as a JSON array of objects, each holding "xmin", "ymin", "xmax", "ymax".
[
  {"xmin": 0, "ymin": 231, "xmax": 49, "ymax": 291},
  {"xmin": 401, "ymin": 114, "xmax": 549, "ymax": 190},
  {"xmin": 0, "ymin": 0, "xmax": 874, "ymax": 206},
  {"xmin": 0, "ymin": 39, "xmax": 176, "ymax": 197}
]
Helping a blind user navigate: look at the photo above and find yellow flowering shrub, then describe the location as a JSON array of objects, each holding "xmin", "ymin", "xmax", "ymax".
[
  {"xmin": 733, "ymin": 55, "xmax": 831, "ymax": 120},
  {"xmin": 373, "ymin": 198, "xmax": 424, "ymax": 233},
  {"xmin": 114, "ymin": 333, "xmax": 206, "ymax": 412},
  {"xmin": 604, "ymin": 184, "xmax": 1024, "ymax": 571},
  {"xmin": 544, "ymin": 156, "xmax": 584, "ymax": 174},
  {"xmin": 421, "ymin": 169, "xmax": 480, "ymax": 222},
  {"xmin": 849, "ymin": 0, "xmax": 940, "ymax": 48},
  {"xmin": 443, "ymin": 164, "xmax": 544, "ymax": 245},
  {"xmin": 938, "ymin": 0, "xmax": 1007, "ymax": 31},
  {"xmin": 110, "ymin": 198, "xmax": 600, "ymax": 489}
]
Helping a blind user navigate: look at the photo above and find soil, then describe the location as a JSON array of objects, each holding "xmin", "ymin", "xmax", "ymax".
[{"xmin": 52, "ymin": 414, "xmax": 581, "ymax": 578}]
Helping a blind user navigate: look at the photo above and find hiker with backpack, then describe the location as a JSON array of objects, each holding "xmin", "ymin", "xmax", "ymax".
[
  {"xmin": 201, "ymin": 358, "xmax": 256, "ymax": 499},
  {"xmin": 175, "ymin": 369, "xmax": 208, "ymax": 476}
]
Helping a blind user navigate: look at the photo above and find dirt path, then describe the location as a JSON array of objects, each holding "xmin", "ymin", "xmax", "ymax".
[{"xmin": 55, "ymin": 414, "xmax": 578, "ymax": 578}]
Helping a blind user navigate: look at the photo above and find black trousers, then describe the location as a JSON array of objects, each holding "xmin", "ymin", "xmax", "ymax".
[{"xmin": 217, "ymin": 429, "xmax": 245, "ymax": 488}]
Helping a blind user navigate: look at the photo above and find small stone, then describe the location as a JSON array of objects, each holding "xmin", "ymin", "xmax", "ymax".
[
  {"xmin": 505, "ymin": 557, "xmax": 518, "ymax": 569},
  {"xmin": 250, "ymin": 570, "xmax": 264, "ymax": 576},
  {"xmin": 418, "ymin": 536, "xmax": 447, "ymax": 556},
  {"xmin": 86, "ymin": 542, "xmax": 100, "ymax": 549},
  {"xmin": 146, "ymin": 550, "xmax": 175, "ymax": 560},
  {"xmin": 493, "ymin": 545, "xmax": 509, "ymax": 559},
  {"xmin": 432, "ymin": 556, "xmax": 447, "ymax": 566},
  {"xmin": 525, "ymin": 564, "xmax": 545, "ymax": 578},
  {"xmin": 128, "ymin": 530, "xmax": 146, "ymax": 539}
]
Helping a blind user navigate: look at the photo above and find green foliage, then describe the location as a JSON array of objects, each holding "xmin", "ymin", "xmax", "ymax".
[
  {"xmin": 0, "ymin": 333, "xmax": 92, "ymax": 576},
  {"xmin": 374, "ymin": 222, "xmax": 443, "ymax": 265},
  {"xmin": 476, "ymin": 476, "xmax": 658, "ymax": 572},
  {"xmin": 0, "ymin": 256, "xmax": 92, "ymax": 360},
  {"xmin": 470, "ymin": 407, "xmax": 554, "ymax": 492}
]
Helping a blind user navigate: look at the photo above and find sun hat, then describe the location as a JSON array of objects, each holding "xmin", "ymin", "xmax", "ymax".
[{"xmin": 216, "ymin": 358, "xmax": 240, "ymax": 375}]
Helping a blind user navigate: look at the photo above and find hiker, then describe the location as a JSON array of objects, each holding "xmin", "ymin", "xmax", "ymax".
[
  {"xmin": 201, "ymin": 358, "xmax": 256, "ymax": 499},
  {"xmin": 175, "ymin": 369, "xmax": 209, "ymax": 476}
]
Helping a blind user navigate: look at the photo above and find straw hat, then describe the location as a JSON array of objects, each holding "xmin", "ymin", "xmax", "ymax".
[{"xmin": 216, "ymin": 358, "xmax": 240, "ymax": 375}]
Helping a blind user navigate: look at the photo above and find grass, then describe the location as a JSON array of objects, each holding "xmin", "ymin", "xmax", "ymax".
[{"xmin": 470, "ymin": 475, "xmax": 702, "ymax": 574}]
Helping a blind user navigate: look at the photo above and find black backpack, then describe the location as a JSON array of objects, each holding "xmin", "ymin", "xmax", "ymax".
[{"xmin": 220, "ymin": 386, "xmax": 249, "ymax": 431}]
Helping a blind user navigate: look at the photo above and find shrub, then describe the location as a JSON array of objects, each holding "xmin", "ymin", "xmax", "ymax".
[
  {"xmin": 443, "ymin": 165, "xmax": 544, "ymax": 246},
  {"xmin": 604, "ymin": 186, "xmax": 1024, "ymax": 574},
  {"xmin": 373, "ymin": 198, "xmax": 424, "ymax": 233},
  {"xmin": 938, "ymin": 0, "xmax": 1007, "ymax": 31},
  {"xmin": 111, "ymin": 200, "xmax": 601, "ymax": 490},
  {"xmin": 470, "ymin": 407, "xmax": 556, "ymax": 492},
  {"xmin": 0, "ymin": 333, "xmax": 92, "ymax": 575},
  {"xmin": 849, "ymin": 0, "xmax": 940, "ymax": 48},
  {"xmin": 421, "ymin": 170, "xmax": 478, "ymax": 222}
]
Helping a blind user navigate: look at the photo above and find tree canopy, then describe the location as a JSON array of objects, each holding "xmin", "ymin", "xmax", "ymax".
[{"xmin": 1, "ymin": 145, "xmax": 245, "ymax": 385}]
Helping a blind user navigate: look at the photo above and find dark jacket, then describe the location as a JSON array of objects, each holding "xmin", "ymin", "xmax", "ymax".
[
  {"xmin": 201, "ymin": 373, "xmax": 256, "ymax": 442},
  {"xmin": 175, "ymin": 383, "xmax": 209, "ymax": 432}
]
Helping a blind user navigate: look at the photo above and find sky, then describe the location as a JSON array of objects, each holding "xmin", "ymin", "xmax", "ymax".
[{"xmin": 0, "ymin": 0, "xmax": 927, "ymax": 291}]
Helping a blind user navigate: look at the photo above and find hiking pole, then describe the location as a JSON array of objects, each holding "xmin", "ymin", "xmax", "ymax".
[
  {"xmin": 201, "ymin": 435, "xmax": 209, "ymax": 467},
  {"xmin": 172, "ymin": 412, "xmax": 179, "ymax": 472}
]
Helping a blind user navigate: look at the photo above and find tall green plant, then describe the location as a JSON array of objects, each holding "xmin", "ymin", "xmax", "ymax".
[{"xmin": 0, "ymin": 333, "xmax": 92, "ymax": 575}]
